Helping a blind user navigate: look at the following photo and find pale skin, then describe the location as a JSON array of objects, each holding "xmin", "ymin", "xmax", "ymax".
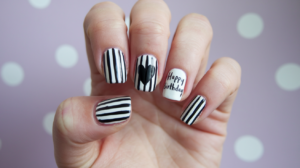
[{"xmin": 53, "ymin": 0, "xmax": 242, "ymax": 168}]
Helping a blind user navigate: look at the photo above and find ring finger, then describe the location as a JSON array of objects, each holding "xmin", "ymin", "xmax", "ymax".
[{"xmin": 161, "ymin": 13, "xmax": 213, "ymax": 101}]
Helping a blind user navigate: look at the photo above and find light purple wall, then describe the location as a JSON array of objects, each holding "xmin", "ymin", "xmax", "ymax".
[{"xmin": 0, "ymin": 0, "xmax": 299, "ymax": 167}]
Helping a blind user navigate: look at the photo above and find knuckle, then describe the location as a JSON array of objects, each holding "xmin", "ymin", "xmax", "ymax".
[
  {"xmin": 55, "ymin": 97, "xmax": 75, "ymax": 136},
  {"xmin": 84, "ymin": 1, "xmax": 124, "ymax": 34},
  {"xmin": 214, "ymin": 71, "xmax": 232, "ymax": 92},
  {"xmin": 179, "ymin": 13, "xmax": 213, "ymax": 39},
  {"xmin": 86, "ymin": 18, "xmax": 125, "ymax": 37},
  {"xmin": 130, "ymin": 21, "xmax": 169, "ymax": 36},
  {"xmin": 214, "ymin": 57, "xmax": 242, "ymax": 92}
]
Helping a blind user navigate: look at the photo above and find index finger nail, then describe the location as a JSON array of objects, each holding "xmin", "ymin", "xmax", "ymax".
[{"xmin": 103, "ymin": 48, "xmax": 127, "ymax": 84}]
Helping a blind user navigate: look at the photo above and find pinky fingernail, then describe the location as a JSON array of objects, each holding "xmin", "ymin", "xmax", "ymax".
[{"xmin": 180, "ymin": 95, "xmax": 206, "ymax": 125}]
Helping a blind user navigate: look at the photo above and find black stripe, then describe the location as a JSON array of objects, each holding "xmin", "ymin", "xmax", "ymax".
[
  {"xmin": 118, "ymin": 50, "xmax": 123, "ymax": 83},
  {"xmin": 103, "ymin": 53, "xmax": 108, "ymax": 83},
  {"xmin": 122, "ymin": 53, "xmax": 127, "ymax": 83},
  {"xmin": 112, "ymin": 48, "xmax": 119, "ymax": 83},
  {"xmin": 185, "ymin": 99, "xmax": 205, "ymax": 124},
  {"xmin": 97, "ymin": 116, "xmax": 130, "ymax": 123},
  {"xmin": 153, "ymin": 60, "xmax": 158, "ymax": 91},
  {"xmin": 137, "ymin": 55, "xmax": 143, "ymax": 90},
  {"xmin": 97, "ymin": 97, "xmax": 131, "ymax": 106},
  {"xmin": 122, "ymin": 52, "xmax": 127, "ymax": 81},
  {"xmin": 181, "ymin": 96, "xmax": 200, "ymax": 122},
  {"xmin": 96, "ymin": 110, "xmax": 130, "ymax": 116},
  {"xmin": 96, "ymin": 104, "xmax": 130, "ymax": 111},
  {"xmin": 144, "ymin": 55, "xmax": 149, "ymax": 92},
  {"xmin": 106, "ymin": 50, "xmax": 113, "ymax": 83},
  {"xmin": 189, "ymin": 104, "xmax": 206, "ymax": 125},
  {"xmin": 149, "ymin": 56, "xmax": 153, "ymax": 92}
]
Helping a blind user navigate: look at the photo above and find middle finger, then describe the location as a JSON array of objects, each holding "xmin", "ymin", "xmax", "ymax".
[{"xmin": 130, "ymin": 0, "xmax": 171, "ymax": 92}]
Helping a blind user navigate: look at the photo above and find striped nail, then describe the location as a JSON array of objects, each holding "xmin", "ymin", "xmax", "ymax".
[
  {"xmin": 180, "ymin": 95, "xmax": 206, "ymax": 125},
  {"xmin": 103, "ymin": 48, "xmax": 127, "ymax": 84},
  {"xmin": 96, "ymin": 96, "xmax": 131, "ymax": 124},
  {"xmin": 134, "ymin": 55, "xmax": 158, "ymax": 92}
]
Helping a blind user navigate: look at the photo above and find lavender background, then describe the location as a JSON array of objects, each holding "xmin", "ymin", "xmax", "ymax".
[{"xmin": 0, "ymin": 0, "xmax": 300, "ymax": 167}]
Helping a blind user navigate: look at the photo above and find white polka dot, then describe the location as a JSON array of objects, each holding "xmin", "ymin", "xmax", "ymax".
[
  {"xmin": 29, "ymin": 0, "xmax": 51, "ymax": 9},
  {"xmin": 237, "ymin": 13, "xmax": 264, "ymax": 39},
  {"xmin": 125, "ymin": 17, "xmax": 130, "ymax": 36},
  {"xmin": 1, "ymin": 62, "xmax": 24, "ymax": 86},
  {"xmin": 276, "ymin": 63, "xmax": 300, "ymax": 91},
  {"xmin": 55, "ymin": 44, "xmax": 78, "ymax": 68},
  {"xmin": 43, "ymin": 112, "xmax": 55, "ymax": 135},
  {"xmin": 235, "ymin": 135, "xmax": 264, "ymax": 162},
  {"xmin": 83, "ymin": 78, "xmax": 92, "ymax": 96}
]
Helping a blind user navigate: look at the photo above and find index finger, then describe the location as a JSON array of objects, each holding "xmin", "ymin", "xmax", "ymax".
[{"xmin": 84, "ymin": 2, "xmax": 129, "ymax": 84}]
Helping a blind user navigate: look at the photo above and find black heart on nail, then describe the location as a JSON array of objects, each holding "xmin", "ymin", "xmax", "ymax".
[{"xmin": 138, "ymin": 65, "xmax": 156, "ymax": 85}]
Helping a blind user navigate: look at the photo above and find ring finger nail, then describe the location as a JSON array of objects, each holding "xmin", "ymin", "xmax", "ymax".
[
  {"xmin": 95, "ymin": 96, "xmax": 131, "ymax": 124},
  {"xmin": 163, "ymin": 68, "xmax": 186, "ymax": 101},
  {"xmin": 180, "ymin": 95, "xmax": 206, "ymax": 125},
  {"xmin": 134, "ymin": 55, "xmax": 158, "ymax": 92},
  {"xmin": 103, "ymin": 48, "xmax": 127, "ymax": 84}
]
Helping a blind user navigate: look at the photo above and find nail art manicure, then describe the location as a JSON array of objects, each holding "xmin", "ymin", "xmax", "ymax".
[
  {"xmin": 163, "ymin": 68, "xmax": 186, "ymax": 101},
  {"xmin": 103, "ymin": 48, "xmax": 127, "ymax": 84},
  {"xmin": 134, "ymin": 55, "xmax": 158, "ymax": 92},
  {"xmin": 95, "ymin": 96, "xmax": 131, "ymax": 124},
  {"xmin": 180, "ymin": 95, "xmax": 206, "ymax": 125}
]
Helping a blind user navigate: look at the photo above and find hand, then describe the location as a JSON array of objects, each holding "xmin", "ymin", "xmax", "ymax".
[{"xmin": 53, "ymin": 1, "xmax": 241, "ymax": 167}]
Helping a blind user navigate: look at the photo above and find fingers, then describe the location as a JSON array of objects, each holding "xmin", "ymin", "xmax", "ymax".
[
  {"xmin": 180, "ymin": 57, "xmax": 241, "ymax": 125},
  {"xmin": 53, "ymin": 96, "xmax": 131, "ymax": 166},
  {"xmin": 161, "ymin": 13, "xmax": 213, "ymax": 101},
  {"xmin": 84, "ymin": 2, "xmax": 128, "ymax": 84},
  {"xmin": 130, "ymin": 0, "xmax": 171, "ymax": 92}
]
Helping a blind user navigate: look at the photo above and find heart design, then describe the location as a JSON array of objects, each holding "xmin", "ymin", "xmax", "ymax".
[{"xmin": 138, "ymin": 65, "xmax": 156, "ymax": 85}]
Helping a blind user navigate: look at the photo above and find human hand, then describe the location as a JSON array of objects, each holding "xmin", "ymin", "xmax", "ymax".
[{"xmin": 53, "ymin": 1, "xmax": 241, "ymax": 167}]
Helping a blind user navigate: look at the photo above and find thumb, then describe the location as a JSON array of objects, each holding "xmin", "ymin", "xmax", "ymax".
[{"xmin": 53, "ymin": 96, "xmax": 131, "ymax": 167}]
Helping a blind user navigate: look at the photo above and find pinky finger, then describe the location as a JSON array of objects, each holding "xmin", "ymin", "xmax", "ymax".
[{"xmin": 180, "ymin": 57, "xmax": 241, "ymax": 126}]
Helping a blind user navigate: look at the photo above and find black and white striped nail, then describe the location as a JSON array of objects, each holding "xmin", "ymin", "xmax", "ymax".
[
  {"xmin": 134, "ymin": 55, "xmax": 158, "ymax": 92},
  {"xmin": 103, "ymin": 48, "xmax": 127, "ymax": 84},
  {"xmin": 180, "ymin": 95, "xmax": 206, "ymax": 125},
  {"xmin": 96, "ymin": 97, "xmax": 131, "ymax": 124}
]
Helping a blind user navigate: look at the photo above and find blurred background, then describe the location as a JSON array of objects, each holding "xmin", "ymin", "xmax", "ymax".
[{"xmin": 0, "ymin": 0, "xmax": 299, "ymax": 167}]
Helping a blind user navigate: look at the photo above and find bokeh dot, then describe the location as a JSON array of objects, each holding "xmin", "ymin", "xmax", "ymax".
[
  {"xmin": 29, "ymin": 0, "xmax": 51, "ymax": 9},
  {"xmin": 43, "ymin": 112, "xmax": 55, "ymax": 135},
  {"xmin": 1, "ymin": 62, "xmax": 24, "ymax": 86},
  {"xmin": 235, "ymin": 135, "xmax": 264, "ymax": 162},
  {"xmin": 237, "ymin": 13, "xmax": 264, "ymax": 39},
  {"xmin": 276, "ymin": 63, "xmax": 300, "ymax": 91},
  {"xmin": 55, "ymin": 44, "xmax": 78, "ymax": 68},
  {"xmin": 83, "ymin": 78, "xmax": 92, "ymax": 96}
]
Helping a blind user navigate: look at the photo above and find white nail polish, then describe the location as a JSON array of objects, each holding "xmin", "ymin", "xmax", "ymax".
[{"xmin": 163, "ymin": 68, "xmax": 186, "ymax": 101}]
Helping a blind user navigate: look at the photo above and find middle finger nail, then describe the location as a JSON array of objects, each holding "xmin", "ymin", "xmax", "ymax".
[{"xmin": 134, "ymin": 55, "xmax": 158, "ymax": 92}]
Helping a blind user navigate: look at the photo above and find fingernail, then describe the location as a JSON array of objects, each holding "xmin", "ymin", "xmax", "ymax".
[
  {"xmin": 103, "ymin": 48, "xmax": 127, "ymax": 84},
  {"xmin": 95, "ymin": 96, "xmax": 131, "ymax": 124},
  {"xmin": 180, "ymin": 95, "xmax": 206, "ymax": 125},
  {"xmin": 134, "ymin": 55, "xmax": 158, "ymax": 92},
  {"xmin": 163, "ymin": 68, "xmax": 186, "ymax": 101}
]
